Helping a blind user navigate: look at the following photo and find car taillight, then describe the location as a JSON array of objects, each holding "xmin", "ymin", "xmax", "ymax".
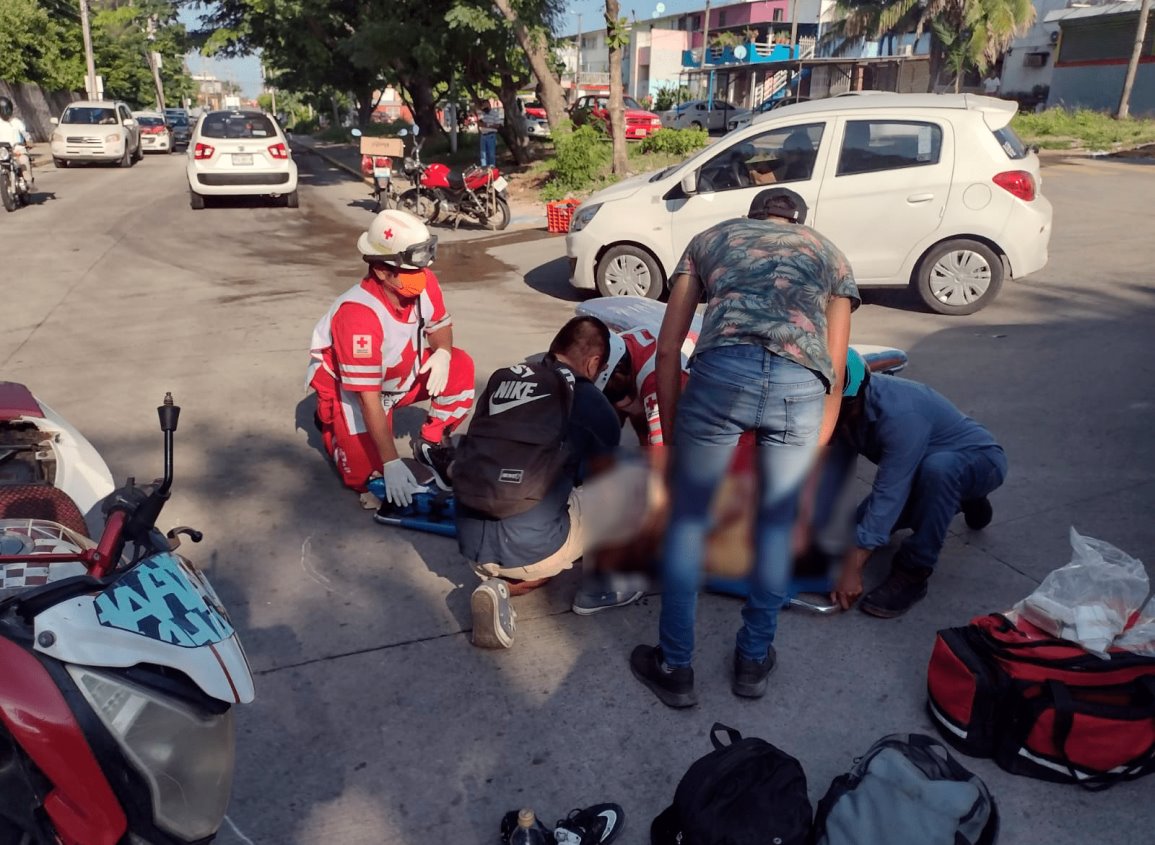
[
  {"xmin": 194, "ymin": 142, "xmax": 214, "ymax": 160},
  {"xmin": 268, "ymin": 142, "xmax": 288, "ymax": 160},
  {"xmin": 993, "ymin": 170, "xmax": 1036, "ymax": 202}
]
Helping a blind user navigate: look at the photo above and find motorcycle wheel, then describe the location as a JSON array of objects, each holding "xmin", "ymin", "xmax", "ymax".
[
  {"xmin": 1, "ymin": 175, "xmax": 15, "ymax": 213},
  {"xmin": 479, "ymin": 196, "xmax": 511, "ymax": 231},
  {"xmin": 397, "ymin": 189, "xmax": 438, "ymax": 224}
]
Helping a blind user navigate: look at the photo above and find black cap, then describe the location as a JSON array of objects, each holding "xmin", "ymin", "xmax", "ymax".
[{"xmin": 748, "ymin": 187, "xmax": 808, "ymax": 224}]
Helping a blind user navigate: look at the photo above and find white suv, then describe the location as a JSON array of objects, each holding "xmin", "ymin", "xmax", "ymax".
[
  {"xmin": 186, "ymin": 109, "xmax": 298, "ymax": 209},
  {"xmin": 566, "ymin": 93, "xmax": 1053, "ymax": 315},
  {"xmin": 49, "ymin": 101, "xmax": 142, "ymax": 168}
]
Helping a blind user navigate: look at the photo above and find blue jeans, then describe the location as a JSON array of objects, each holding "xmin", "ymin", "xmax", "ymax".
[
  {"xmin": 479, "ymin": 132, "xmax": 497, "ymax": 167},
  {"xmin": 659, "ymin": 346, "xmax": 826, "ymax": 667},
  {"xmin": 890, "ymin": 446, "xmax": 1008, "ymax": 571}
]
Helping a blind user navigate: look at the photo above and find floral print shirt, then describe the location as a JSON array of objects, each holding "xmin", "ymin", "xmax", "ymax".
[{"xmin": 675, "ymin": 217, "xmax": 861, "ymax": 389}]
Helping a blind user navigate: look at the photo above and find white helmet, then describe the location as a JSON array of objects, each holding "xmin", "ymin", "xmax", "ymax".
[
  {"xmin": 594, "ymin": 330, "xmax": 628, "ymax": 391},
  {"xmin": 357, "ymin": 209, "xmax": 438, "ymax": 269}
]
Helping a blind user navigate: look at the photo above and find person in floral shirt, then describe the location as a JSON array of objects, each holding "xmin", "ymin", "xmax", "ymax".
[{"xmin": 630, "ymin": 187, "xmax": 860, "ymax": 708}]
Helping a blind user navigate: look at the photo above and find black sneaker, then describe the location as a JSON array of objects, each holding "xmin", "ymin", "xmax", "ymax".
[
  {"xmin": 554, "ymin": 803, "xmax": 625, "ymax": 845},
  {"xmin": 961, "ymin": 496, "xmax": 993, "ymax": 530},
  {"xmin": 732, "ymin": 645, "xmax": 777, "ymax": 699},
  {"xmin": 860, "ymin": 566, "xmax": 931, "ymax": 618},
  {"xmin": 629, "ymin": 645, "xmax": 697, "ymax": 708},
  {"xmin": 415, "ymin": 438, "xmax": 454, "ymax": 491}
]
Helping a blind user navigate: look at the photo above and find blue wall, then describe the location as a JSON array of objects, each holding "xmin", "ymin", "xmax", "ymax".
[{"xmin": 1049, "ymin": 63, "xmax": 1155, "ymax": 116}]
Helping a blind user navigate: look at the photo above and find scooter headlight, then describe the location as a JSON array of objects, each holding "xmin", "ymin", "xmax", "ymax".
[{"xmin": 68, "ymin": 667, "xmax": 237, "ymax": 841}]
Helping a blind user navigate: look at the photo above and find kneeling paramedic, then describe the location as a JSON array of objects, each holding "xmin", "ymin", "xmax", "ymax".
[
  {"xmin": 453, "ymin": 316, "xmax": 653, "ymax": 648},
  {"xmin": 307, "ymin": 210, "xmax": 475, "ymax": 503}
]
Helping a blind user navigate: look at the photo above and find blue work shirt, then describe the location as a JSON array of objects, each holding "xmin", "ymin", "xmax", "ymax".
[
  {"xmin": 849, "ymin": 375, "xmax": 1003, "ymax": 550},
  {"xmin": 456, "ymin": 373, "xmax": 621, "ymax": 567}
]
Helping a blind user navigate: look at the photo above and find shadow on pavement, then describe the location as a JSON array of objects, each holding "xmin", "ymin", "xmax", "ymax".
[{"xmin": 525, "ymin": 255, "xmax": 589, "ymax": 303}]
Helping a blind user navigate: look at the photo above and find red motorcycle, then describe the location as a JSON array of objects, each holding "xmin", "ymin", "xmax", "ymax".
[{"xmin": 395, "ymin": 126, "xmax": 511, "ymax": 231}]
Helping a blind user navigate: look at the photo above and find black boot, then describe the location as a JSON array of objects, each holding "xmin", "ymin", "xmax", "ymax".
[
  {"xmin": 630, "ymin": 645, "xmax": 697, "ymax": 708},
  {"xmin": 961, "ymin": 496, "xmax": 993, "ymax": 530},
  {"xmin": 860, "ymin": 566, "xmax": 931, "ymax": 618}
]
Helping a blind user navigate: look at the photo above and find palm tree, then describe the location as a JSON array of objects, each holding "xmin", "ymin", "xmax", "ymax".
[{"xmin": 823, "ymin": 0, "xmax": 1034, "ymax": 92}]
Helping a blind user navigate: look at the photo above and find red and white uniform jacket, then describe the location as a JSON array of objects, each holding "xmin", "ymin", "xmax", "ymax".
[
  {"xmin": 307, "ymin": 271, "xmax": 451, "ymax": 435},
  {"xmin": 620, "ymin": 327, "xmax": 694, "ymax": 448}
]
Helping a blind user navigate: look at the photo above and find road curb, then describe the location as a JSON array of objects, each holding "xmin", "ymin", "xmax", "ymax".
[{"xmin": 289, "ymin": 137, "xmax": 367, "ymax": 182}]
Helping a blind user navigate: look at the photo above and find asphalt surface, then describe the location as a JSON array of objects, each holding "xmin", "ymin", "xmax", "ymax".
[{"xmin": 3, "ymin": 147, "xmax": 1154, "ymax": 845}]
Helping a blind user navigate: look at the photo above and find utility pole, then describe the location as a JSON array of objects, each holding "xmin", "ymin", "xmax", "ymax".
[
  {"xmin": 145, "ymin": 16, "xmax": 166, "ymax": 112},
  {"xmin": 1116, "ymin": 0, "xmax": 1152, "ymax": 119},
  {"xmin": 575, "ymin": 13, "xmax": 582, "ymax": 101},
  {"xmin": 78, "ymin": 0, "xmax": 98, "ymax": 99},
  {"xmin": 700, "ymin": 0, "xmax": 712, "ymax": 100}
]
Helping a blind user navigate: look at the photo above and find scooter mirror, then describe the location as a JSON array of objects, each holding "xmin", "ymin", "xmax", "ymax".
[
  {"xmin": 351, "ymin": 128, "xmax": 363, "ymax": 137},
  {"xmin": 411, "ymin": 124, "xmax": 420, "ymax": 137},
  {"xmin": 398, "ymin": 129, "xmax": 409, "ymax": 137}
]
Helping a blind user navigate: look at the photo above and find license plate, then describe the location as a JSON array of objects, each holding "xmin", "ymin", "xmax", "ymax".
[
  {"xmin": 373, "ymin": 167, "xmax": 391, "ymax": 178},
  {"xmin": 232, "ymin": 153, "xmax": 253, "ymax": 166},
  {"xmin": 492, "ymin": 176, "xmax": 508, "ymax": 192}
]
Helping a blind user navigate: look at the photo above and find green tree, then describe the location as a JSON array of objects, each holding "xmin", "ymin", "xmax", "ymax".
[
  {"xmin": 0, "ymin": 0, "xmax": 85, "ymax": 89},
  {"xmin": 90, "ymin": 1, "xmax": 193, "ymax": 107}
]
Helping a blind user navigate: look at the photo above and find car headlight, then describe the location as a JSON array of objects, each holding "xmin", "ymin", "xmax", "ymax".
[
  {"xmin": 68, "ymin": 667, "xmax": 237, "ymax": 841},
  {"xmin": 105, "ymin": 133, "xmax": 121, "ymax": 143},
  {"xmin": 570, "ymin": 202, "xmax": 603, "ymax": 233}
]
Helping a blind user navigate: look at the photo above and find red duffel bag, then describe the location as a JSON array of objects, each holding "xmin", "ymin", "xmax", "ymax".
[{"xmin": 927, "ymin": 612, "xmax": 1155, "ymax": 790}]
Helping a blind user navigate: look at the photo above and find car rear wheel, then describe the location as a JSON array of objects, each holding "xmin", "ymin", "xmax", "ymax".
[
  {"xmin": 132, "ymin": 142, "xmax": 143, "ymax": 163},
  {"xmin": 596, "ymin": 245, "xmax": 664, "ymax": 299},
  {"xmin": 189, "ymin": 190, "xmax": 205, "ymax": 210},
  {"xmin": 691, "ymin": 120, "xmax": 703, "ymax": 130},
  {"xmin": 285, "ymin": 190, "xmax": 300, "ymax": 209},
  {"xmin": 916, "ymin": 239, "xmax": 1004, "ymax": 316}
]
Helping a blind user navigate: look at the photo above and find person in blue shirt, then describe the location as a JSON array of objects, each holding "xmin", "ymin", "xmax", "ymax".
[{"xmin": 822, "ymin": 350, "xmax": 1008, "ymax": 617}]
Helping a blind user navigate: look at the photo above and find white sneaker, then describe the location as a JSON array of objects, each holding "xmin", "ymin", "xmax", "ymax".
[{"xmin": 470, "ymin": 579, "xmax": 516, "ymax": 648}]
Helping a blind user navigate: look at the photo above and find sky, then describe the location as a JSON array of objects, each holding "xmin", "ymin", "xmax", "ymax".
[{"xmin": 178, "ymin": 0, "xmax": 712, "ymax": 97}]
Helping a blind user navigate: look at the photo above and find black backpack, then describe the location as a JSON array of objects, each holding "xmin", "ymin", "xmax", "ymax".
[
  {"xmin": 453, "ymin": 362, "xmax": 574, "ymax": 519},
  {"xmin": 652, "ymin": 723, "xmax": 813, "ymax": 845},
  {"xmin": 810, "ymin": 734, "xmax": 998, "ymax": 845}
]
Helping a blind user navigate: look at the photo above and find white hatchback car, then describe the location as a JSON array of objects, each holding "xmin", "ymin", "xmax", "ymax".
[
  {"xmin": 186, "ymin": 109, "xmax": 298, "ymax": 209},
  {"xmin": 49, "ymin": 101, "xmax": 142, "ymax": 168},
  {"xmin": 567, "ymin": 93, "xmax": 1052, "ymax": 315}
]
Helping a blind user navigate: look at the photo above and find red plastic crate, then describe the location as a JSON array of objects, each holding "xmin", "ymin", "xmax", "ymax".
[{"xmin": 546, "ymin": 199, "xmax": 580, "ymax": 233}]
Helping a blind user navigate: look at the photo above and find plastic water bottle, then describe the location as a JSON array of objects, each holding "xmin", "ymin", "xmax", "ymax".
[{"xmin": 509, "ymin": 808, "xmax": 549, "ymax": 845}]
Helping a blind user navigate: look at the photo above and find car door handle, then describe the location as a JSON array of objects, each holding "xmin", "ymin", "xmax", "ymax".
[{"xmin": 907, "ymin": 192, "xmax": 935, "ymax": 203}]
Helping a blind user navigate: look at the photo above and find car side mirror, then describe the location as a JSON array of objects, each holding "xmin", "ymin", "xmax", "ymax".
[
  {"xmin": 680, "ymin": 170, "xmax": 699, "ymax": 196},
  {"xmin": 123, "ymin": 118, "xmax": 136, "ymax": 127},
  {"xmin": 50, "ymin": 117, "xmax": 59, "ymax": 126}
]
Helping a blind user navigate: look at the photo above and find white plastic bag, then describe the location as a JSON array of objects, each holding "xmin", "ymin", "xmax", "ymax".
[
  {"xmin": 1116, "ymin": 596, "xmax": 1155, "ymax": 657},
  {"xmin": 1013, "ymin": 528, "xmax": 1149, "ymax": 658}
]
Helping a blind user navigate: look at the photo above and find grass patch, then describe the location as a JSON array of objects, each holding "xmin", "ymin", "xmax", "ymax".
[{"xmin": 1012, "ymin": 108, "xmax": 1155, "ymax": 151}]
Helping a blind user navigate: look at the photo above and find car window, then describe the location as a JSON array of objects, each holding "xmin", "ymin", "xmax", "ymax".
[
  {"xmin": 199, "ymin": 113, "xmax": 278, "ymax": 139},
  {"xmin": 119, "ymin": 106, "xmax": 132, "ymax": 122},
  {"xmin": 62, "ymin": 107, "xmax": 117, "ymax": 125},
  {"xmin": 623, "ymin": 97, "xmax": 644, "ymax": 110},
  {"xmin": 698, "ymin": 122, "xmax": 825, "ymax": 192},
  {"xmin": 136, "ymin": 116, "xmax": 165, "ymax": 127},
  {"xmin": 992, "ymin": 126, "xmax": 1028, "ymax": 159},
  {"xmin": 836, "ymin": 120, "xmax": 943, "ymax": 177}
]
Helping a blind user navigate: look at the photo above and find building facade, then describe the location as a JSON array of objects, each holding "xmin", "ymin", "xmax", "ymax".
[{"xmin": 1046, "ymin": 1, "xmax": 1155, "ymax": 115}]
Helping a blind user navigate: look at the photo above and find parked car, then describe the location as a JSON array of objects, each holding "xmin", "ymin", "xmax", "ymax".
[
  {"xmin": 570, "ymin": 95, "xmax": 662, "ymax": 140},
  {"xmin": 186, "ymin": 109, "xmax": 298, "ymax": 209},
  {"xmin": 526, "ymin": 118, "xmax": 551, "ymax": 138},
  {"xmin": 661, "ymin": 99, "xmax": 740, "ymax": 132},
  {"xmin": 523, "ymin": 100, "xmax": 547, "ymax": 121},
  {"xmin": 165, "ymin": 109, "xmax": 193, "ymax": 149},
  {"xmin": 726, "ymin": 96, "xmax": 812, "ymax": 132},
  {"xmin": 49, "ymin": 100, "xmax": 142, "ymax": 168},
  {"xmin": 132, "ymin": 111, "xmax": 172, "ymax": 153},
  {"xmin": 566, "ymin": 93, "xmax": 1053, "ymax": 316}
]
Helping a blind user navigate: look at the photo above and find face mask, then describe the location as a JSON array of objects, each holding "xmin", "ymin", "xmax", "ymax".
[{"xmin": 391, "ymin": 268, "xmax": 427, "ymax": 299}]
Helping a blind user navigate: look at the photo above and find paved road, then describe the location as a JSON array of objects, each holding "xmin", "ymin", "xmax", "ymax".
[{"xmin": 3, "ymin": 149, "xmax": 1154, "ymax": 844}]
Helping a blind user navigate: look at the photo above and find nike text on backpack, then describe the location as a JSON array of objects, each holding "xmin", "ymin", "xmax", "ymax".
[
  {"xmin": 927, "ymin": 612, "xmax": 1155, "ymax": 789},
  {"xmin": 453, "ymin": 362, "xmax": 573, "ymax": 519},
  {"xmin": 811, "ymin": 733, "xmax": 999, "ymax": 845},
  {"xmin": 651, "ymin": 723, "xmax": 812, "ymax": 845}
]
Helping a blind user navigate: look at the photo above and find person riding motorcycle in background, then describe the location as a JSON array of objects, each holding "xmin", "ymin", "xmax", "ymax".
[{"xmin": 0, "ymin": 96, "xmax": 33, "ymax": 191}]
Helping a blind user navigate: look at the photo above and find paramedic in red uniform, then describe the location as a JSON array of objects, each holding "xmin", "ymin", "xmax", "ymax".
[{"xmin": 307, "ymin": 210, "xmax": 474, "ymax": 506}]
